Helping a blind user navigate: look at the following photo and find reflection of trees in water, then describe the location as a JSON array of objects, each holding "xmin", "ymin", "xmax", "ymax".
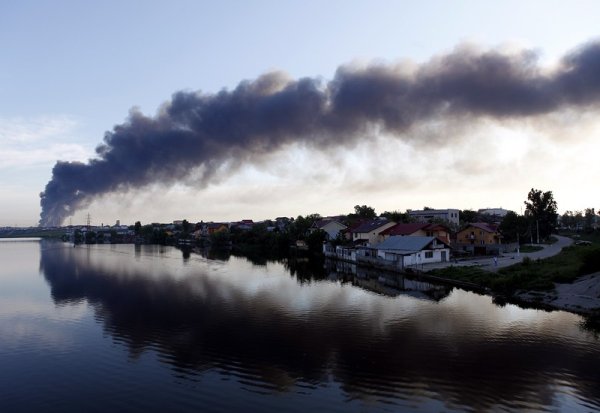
[
  {"xmin": 581, "ymin": 313, "xmax": 600, "ymax": 338},
  {"xmin": 177, "ymin": 245, "xmax": 232, "ymax": 262},
  {"xmin": 39, "ymin": 244, "xmax": 600, "ymax": 411}
]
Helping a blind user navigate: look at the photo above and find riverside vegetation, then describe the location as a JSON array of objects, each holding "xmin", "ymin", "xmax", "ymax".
[{"xmin": 430, "ymin": 243, "xmax": 600, "ymax": 295}]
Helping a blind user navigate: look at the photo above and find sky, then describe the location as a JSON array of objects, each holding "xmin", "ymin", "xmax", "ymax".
[{"xmin": 1, "ymin": 0, "xmax": 600, "ymax": 226}]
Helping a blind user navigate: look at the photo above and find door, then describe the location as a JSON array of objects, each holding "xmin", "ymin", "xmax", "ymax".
[{"xmin": 441, "ymin": 250, "xmax": 447, "ymax": 262}]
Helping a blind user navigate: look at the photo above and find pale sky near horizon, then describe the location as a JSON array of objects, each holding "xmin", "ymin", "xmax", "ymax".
[{"xmin": 1, "ymin": 0, "xmax": 600, "ymax": 226}]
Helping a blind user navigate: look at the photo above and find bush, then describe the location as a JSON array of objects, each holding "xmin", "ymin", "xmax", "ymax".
[{"xmin": 579, "ymin": 247, "xmax": 600, "ymax": 275}]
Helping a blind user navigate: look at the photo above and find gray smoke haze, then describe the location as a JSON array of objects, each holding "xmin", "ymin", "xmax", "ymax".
[{"xmin": 40, "ymin": 41, "xmax": 600, "ymax": 226}]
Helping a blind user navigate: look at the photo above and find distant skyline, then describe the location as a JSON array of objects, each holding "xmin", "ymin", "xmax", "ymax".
[{"xmin": 2, "ymin": 1, "xmax": 600, "ymax": 226}]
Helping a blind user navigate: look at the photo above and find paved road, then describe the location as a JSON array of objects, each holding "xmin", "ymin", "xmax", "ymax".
[
  {"xmin": 422, "ymin": 235, "xmax": 574, "ymax": 272},
  {"xmin": 487, "ymin": 234, "xmax": 573, "ymax": 272}
]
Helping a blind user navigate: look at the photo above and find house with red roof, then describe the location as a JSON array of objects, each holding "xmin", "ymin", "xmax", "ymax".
[{"xmin": 379, "ymin": 223, "xmax": 451, "ymax": 244}]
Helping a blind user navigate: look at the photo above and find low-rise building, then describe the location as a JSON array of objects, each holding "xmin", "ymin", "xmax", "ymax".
[
  {"xmin": 361, "ymin": 236, "xmax": 451, "ymax": 270},
  {"xmin": 478, "ymin": 208, "xmax": 510, "ymax": 218},
  {"xmin": 379, "ymin": 223, "xmax": 451, "ymax": 244},
  {"xmin": 202, "ymin": 223, "xmax": 229, "ymax": 236},
  {"xmin": 456, "ymin": 222, "xmax": 502, "ymax": 255},
  {"xmin": 350, "ymin": 219, "xmax": 396, "ymax": 246},
  {"xmin": 408, "ymin": 209, "xmax": 460, "ymax": 227},
  {"xmin": 309, "ymin": 219, "xmax": 347, "ymax": 241}
]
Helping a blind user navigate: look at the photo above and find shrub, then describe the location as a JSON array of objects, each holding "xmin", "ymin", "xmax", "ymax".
[{"xmin": 579, "ymin": 247, "xmax": 600, "ymax": 275}]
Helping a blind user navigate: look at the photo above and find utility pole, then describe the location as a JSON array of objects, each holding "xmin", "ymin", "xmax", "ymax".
[
  {"xmin": 86, "ymin": 213, "xmax": 91, "ymax": 229},
  {"xmin": 536, "ymin": 219, "xmax": 540, "ymax": 244},
  {"xmin": 530, "ymin": 223, "xmax": 533, "ymax": 244}
]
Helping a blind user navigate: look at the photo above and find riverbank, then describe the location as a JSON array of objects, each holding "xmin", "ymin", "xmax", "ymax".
[
  {"xmin": 427, "ymin": 238, "xmax": 600, "ymax": 315},
  {"xmin": 515, "ymin": 272, "xmax": 600, "ymax": 315}
]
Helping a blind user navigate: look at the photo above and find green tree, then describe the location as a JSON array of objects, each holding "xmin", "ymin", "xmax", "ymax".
[
  {"xmin": 353, "ymin": 205, "xmax": 377, "ymax": 219},
  {"xmin": 460, "ymin": 209, "xmax": 478, "ymax": 226},
  {"xmin": 381, "ymin": 210, "xmax": 409, "ymax": 223},
  {"xmin": 134, "ymin": 221, "xmax": 142, "ymax": 235},
  {"xmin": 524, "ymin": 188, "xmax": 558, "ymax": 241},
  {"xmin": 499, "ymin": 211, "xmax": 528, "ymax": 243},
  {"xmin": 306, "ymin": 229, "xmax": 327, "ymax": 253},
  {"xmin": 85, "ymin": 231, "xmax": 96, "ymax": 244},
  {"xmin": 182, "ymin": 219, "xmax": 191, "ymax": 236},
  {"xmin": 74, "ymin": 229, "xmax": 83, "ymax": 244},
  {"xmin": 584, "ymin": 208, "xmax": 596, "ymax": 231},
  {"xmin": 561, "ymin": 211, "xmax": 575, "ymax": 229},
  {"xmin": 290, "ymin": 214, "xmax": 321, "ymax": 240}
]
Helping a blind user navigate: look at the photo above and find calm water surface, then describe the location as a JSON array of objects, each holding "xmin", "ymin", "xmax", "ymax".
[{"xmin": 1, "ymin": 239, "xmax": 599, "ymax": 412}]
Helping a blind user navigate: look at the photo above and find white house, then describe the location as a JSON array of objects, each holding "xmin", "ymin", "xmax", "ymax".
[
  {"xmin": 323, "ymin": 244, "xmax": 357, "ymax": 262},
  {"xmin": 375, "ymin": 236, "xmax": 451, "ymax": 269},
  {"xmin": 310, "ymin": 219, "xmax": 347, "ymax": 240}
]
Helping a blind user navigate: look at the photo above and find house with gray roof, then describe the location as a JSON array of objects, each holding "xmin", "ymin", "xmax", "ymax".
[
  {"xmin": 373, "ymin": 236, "xmax": 451, "ymax": 269},
  {"xmin": 350, "ymin": 219, "xmax": 396, "ymax": 245}
]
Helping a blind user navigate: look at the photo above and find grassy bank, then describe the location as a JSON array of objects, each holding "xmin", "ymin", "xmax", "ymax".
[
  {"xmin": 0, "ymin": 228, "xmax": 65, "ymax": 239},
  {"xmin": 430, "ymin": 244, "xmax": 600, "ymax": 295},
  {"xmin": 518, "ymin": 245, "xmax": 544, "ymax": 253}
]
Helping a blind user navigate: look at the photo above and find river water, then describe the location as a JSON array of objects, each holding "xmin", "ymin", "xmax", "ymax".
[{"xmin": 1, "ymin": 239, "xmax": 599, "ymax": 412}]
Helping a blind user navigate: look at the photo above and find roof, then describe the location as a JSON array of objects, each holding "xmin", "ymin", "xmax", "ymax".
[
  {"xmin": 207, "ymin": 222, "xmax": 228, "ymax": 229},
  {"xmin": 381, "ymin": 223, "xmax": 429, "ymax": 236},
  {"xmin": 381, "ymin": 223, "xmax": 449, "ymax": 236},
  {"xmin": 408, "ymin": 209, "xmax": 459, "ymax": 215},
  {"xmin": 462, "ymin": 222, "xmax": 498, "ymax": 233},
  {"xmin": 313, "ymin": 219, "xmax": 346, "ymax": 229},
  {"xmin": 352, "ymin": 219, "xmax": 392, "ymax": 234},
  {"xmin": 376, "ymin": 236, "xmax": 449, "ymax": 252}
]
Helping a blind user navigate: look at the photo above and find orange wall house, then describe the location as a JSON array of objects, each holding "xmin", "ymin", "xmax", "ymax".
[{"xmin": 457, "ymin": 223, "xmax": 501, "ymax": 245}]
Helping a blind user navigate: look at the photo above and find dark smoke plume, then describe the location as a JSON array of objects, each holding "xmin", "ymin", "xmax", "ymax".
[{"xmin": 40, "ymin": 41, "xmax": 600, "ymax": 226}]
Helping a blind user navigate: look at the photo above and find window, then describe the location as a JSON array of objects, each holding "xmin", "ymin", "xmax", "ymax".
[{"xmin": 425, "ymin": 251, "xmax": 433, "ymax": 258}]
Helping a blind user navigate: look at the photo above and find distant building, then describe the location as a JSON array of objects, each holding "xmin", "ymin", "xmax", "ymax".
[
  {"xmin": 478, "ymin": 208, "xmax": 510, "ymax": 218},
  {"xmin": 231, "ymin": 220, "xmax": 254, "ymax": 231},
  {"xmin": 408, "ymin": 209, "xmax": 460, "ymax": 227},
  {"xmin": 201, "ymin": 223, "xmax": 228, "ymax": 236}
]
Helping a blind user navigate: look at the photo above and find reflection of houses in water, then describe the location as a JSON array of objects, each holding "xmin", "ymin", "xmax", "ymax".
[
  {"xmin": 325, "ymin": 259, "xmax": 452, "ymax": 301},
  {"xmin": 324, "ymin": 236, "xmax": 451, "ymax": 272}
]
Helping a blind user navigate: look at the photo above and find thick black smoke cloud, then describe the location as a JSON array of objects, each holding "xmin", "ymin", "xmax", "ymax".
[{"xmin": 40, "ymin": 41, "xmax": 600, "ymax": 226}]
